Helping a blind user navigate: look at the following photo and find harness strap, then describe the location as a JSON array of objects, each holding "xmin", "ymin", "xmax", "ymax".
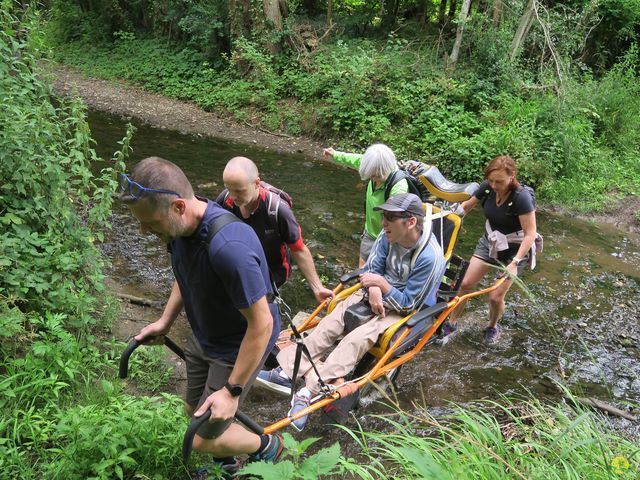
[
  {"xmin": 203, "ymin": 212, "xmax": 242, "ymax": 245},
  {"xmin": 266, "ymin": 191, "xmax": 281, "ymax": 227},
  {"xmin": 204, "ymin": 213, "xmax": 276, "ymax": 302},
  {"xmin": 271, "ymin": 285, "xmax": 331, "ymax": 399}
]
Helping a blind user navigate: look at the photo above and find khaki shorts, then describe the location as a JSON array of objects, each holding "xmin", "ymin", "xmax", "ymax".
[
  {"xmin": 184, "ymin": 334, "xmax": 262, "ymax": 439},
  {"xmin": 473, "ymin": 234, "xmax": 528, "ymax": 275}
]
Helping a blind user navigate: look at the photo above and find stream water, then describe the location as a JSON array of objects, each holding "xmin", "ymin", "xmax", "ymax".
[{"xmin": 90, "ymin": 110, "xmax": 640, "ymax": 443}]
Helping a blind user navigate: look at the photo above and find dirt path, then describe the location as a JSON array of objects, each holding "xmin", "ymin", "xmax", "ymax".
[{"xmin": 48, "ymin": 63, "xmax": 326, "ymax": 160}]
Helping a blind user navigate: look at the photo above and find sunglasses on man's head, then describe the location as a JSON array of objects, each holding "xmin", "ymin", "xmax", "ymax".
[
  {"xmin": 119, "ymin": 174, "xmax": 182, "ymax": 200},
  {"xmin": 382, "ymin": 212, "xmax": 412, "ymax": 222}
]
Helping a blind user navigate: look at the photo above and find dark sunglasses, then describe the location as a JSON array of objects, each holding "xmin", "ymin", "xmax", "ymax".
[
  {"xmin": 382, "ymin": 212, "xmax": 412, "ymax": 222},
  {"xmin": 119, "ymin": 174, "xmax": 182, "ymax": 200}
]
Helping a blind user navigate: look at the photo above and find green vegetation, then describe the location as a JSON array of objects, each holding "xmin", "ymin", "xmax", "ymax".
[
  {"xmin": 1, "ymin": 6, "xmax": 187, "ymax": 479},
  {"xmin": 339, "ymin": 393, "xmax": 639, "ymax": 479},
  {"xmin": 2, "ymin": 3, "xmax": 639, "ymax": 479},
  {"xmin": 44, "ymin": 0, "xmax": 640, "ymax": 210}
]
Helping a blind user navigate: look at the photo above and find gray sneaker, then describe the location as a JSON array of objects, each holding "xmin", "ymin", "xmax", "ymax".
[{"xmin": 483, "ymin": 326, "xmax": 501, "ymax": 344}]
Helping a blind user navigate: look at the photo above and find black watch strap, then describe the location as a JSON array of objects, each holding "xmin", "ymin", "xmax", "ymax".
[{"xmin": 224, "ymin": 382, "xmax": 243, "ymax": 397}]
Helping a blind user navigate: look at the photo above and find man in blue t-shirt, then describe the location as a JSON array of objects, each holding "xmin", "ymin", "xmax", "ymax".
[{"xmin": 120, "ymin": 156, "xmax": 284, "ymax": 469}]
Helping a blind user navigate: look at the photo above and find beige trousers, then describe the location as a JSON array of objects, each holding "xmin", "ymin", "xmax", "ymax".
[{"xmin": 277, "ymin": 290, "xmax": 401, "ymax": 395}]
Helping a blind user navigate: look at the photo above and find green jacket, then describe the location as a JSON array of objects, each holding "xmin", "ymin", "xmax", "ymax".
[{"xmin": 331, "ymin": 151, "xmax": 409, "ymax": 237}]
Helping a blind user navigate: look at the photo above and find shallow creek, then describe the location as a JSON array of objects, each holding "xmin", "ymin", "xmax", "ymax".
[{"xmin": 90, "ymin": 109, "xmax": 640, "ymax": 445}]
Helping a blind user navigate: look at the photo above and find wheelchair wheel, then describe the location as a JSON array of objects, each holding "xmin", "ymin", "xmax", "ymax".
[{"xmin": 357, "ymin": 365, "xmax": 403, "ymax": 408}]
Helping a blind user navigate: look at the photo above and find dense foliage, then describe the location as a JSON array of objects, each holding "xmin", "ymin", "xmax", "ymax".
[
  {"xmin": 46, "ymin": 0, "xmax": 640, "ymax": 209},
  {"xmin": 1, "ymin": 3, "xmax": 638, "ymax": 478},
  {"xmin": 0, "ymin": 7, "xmax": 188, "ymax": 479}
]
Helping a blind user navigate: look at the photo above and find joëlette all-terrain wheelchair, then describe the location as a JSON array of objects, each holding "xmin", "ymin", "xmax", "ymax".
[{"xmin": 119, "ymin": 163, "xmax": 508, "ymax": 459}]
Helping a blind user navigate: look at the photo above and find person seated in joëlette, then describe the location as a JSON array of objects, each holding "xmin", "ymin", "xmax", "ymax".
[{"xmin": 256, "ymin": 193, "xmax": 446, "ymax": 431}]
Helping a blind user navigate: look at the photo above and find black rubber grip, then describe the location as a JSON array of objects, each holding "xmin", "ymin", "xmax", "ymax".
[
  {"xmin": 235, "ymin": 410, "xmax": 264, "ymax": 435},
  {"xmin": 164, "ymin": 337, "xmax": 185, "ymax": 360},
  {"xmin": 339, "ymin": 268, "xmax": 364, "ymax": 285},
  {"xmin": 182, "ymin": 410, "xmax": 264, "ymax": 461},
  {"xmin": 118, "ymin": 338, "xmax": 141, "ymax": 379},
  {"xmin": 182, "ymin": 410, "xmax": 211, "ymax": 461}
]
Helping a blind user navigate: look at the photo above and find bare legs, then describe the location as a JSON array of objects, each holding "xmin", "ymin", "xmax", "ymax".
[{"xmin": 447, "ymin": 256, "xmax": 514, "ymax": 330}]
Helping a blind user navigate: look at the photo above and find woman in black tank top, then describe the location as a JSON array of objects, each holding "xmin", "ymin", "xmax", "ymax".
[{"xmin": 440, "ymin": 156, "xmax": 538, "ymax": 345}]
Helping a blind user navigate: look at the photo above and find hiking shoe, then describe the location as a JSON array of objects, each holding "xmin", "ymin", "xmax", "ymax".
[
  {"xmin": 483, "ymin": 326, "xmax": 501, "ymax": 345},
  {"xmin": 288, "ymin": 391, "xmax": 311, "ymax": 432},
  {"xmin": 192, "ymin": 456, "xmax": 243, "ymax": 479},
  {"xmin": 255, "ymin": 367, "xmax": 292, "ymax": 396},
  {"xmin": 437, "ymin": 321, "xmax": 458, "ymax": 345},
  {"xmin": 248, "ymin": 434, "xmax": 284, "ymax": 463}
]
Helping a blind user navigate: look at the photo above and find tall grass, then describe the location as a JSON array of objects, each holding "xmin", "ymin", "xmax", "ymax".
[{"xmin": 339, "ymin": 392, "xmax": 639, "ymax": 479}]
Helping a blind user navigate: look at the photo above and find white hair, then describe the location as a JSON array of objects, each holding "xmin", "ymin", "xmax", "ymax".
[{"xmin": 358, "ymin": 143, "xmax": 398, "ymax": 181}]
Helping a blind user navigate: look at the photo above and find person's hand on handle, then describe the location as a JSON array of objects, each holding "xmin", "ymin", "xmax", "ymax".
[
  {"xmin": 506, "ymin": 260, "xmax": 519, "ymax": 278},
  {"xmin": 312, "ymin": 286, "xmax": 334, "ymax": 304},
  {"xmin": 194, "ymin": 388, "xmax": 239, "ymax": 422},
  {"xmin": 134, "ymin": 318, "xmax": 172, "ymax": 345}
]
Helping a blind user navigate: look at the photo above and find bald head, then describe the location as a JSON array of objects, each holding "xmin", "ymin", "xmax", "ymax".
[
  {"xmin": 223, "ymin": 156, "xmax": 261, "ymax": 208},
  {"xmin": 224, "ymin": 156, "xmax": 259, "ymax": 183}
]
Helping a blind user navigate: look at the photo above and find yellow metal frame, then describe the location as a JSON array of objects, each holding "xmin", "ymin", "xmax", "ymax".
[{"xmin": 262, "ymin": 277, "xmax": 507, "ymax": 435}]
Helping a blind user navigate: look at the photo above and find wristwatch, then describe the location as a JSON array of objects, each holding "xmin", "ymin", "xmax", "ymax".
[
  {"xmin": 224, "ymin": 382, "xmax": 244, "ymax": 397},
  {"xmin": 512, "ymin": 257, "xmax": 525, "ymax": 266}
]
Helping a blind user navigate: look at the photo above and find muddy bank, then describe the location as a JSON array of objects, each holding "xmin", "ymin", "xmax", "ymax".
[{"xmin": 48, "ymin": 63, "xmax": 325, "ymax": 160}]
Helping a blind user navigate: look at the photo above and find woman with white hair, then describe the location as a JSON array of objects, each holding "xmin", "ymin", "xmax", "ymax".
[{"xmin": 323, "ymin": 143, "xmax": 408, "ymax": 266}]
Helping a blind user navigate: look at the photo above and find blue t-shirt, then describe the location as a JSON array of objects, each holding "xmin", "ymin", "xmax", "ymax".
[{"xmin": 169, "ymin": 200, "xmax": 280, "ymax": 362}]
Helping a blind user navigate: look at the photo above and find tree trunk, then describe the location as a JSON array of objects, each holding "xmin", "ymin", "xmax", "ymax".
[
  {"xmin": 438, "ymin": 0, "xmax": 447, "ymax": 26},
  {"xmin": 263, "ymin": 0, "xmax": 284, "ymax": 31},
  {"xmin": 262, "ymin": 0, "xmax": 286, "ymax": 53},
  {"xmin": 327, "ymin": 0, "xmax": 333, "ymax": 27},
  {"xmin": 229, "ymin": 0, "xmax": 252, "ymax": 42},
  {"xmin": 448, "ymin": 0, "xmax": 472, "ymax": 68},
  {"xmin": 510, "ymin": 0, "xmax": 535, "ymax": 60},
  {"xmin": 492, "ymin": 0, "xmax": 503, "ymax": 27},
  {"xmin": 382, "ymin": 0, "xmax": 400, "ymax": 29}
]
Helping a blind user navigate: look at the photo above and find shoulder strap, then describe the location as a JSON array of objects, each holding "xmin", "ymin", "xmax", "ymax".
[
  {"xmin": 266, "ymin": 190, "xmax": 281, "ymax": 227},
  {"xmin": 204, "ymin": 213, "xmax": 242, "ymax": 245},
  {"xmin": 384, "ymin": 170, "xmax": 401, "ymax": 200},
  {"xmin": 410, "ymin": 203, "xmax": 433, "ymax": 270}
]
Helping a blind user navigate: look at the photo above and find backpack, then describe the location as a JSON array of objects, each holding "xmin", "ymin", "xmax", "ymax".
[
  {"xmin": 260, "ymin": 181, "xmax": 293, "ymax": 227},
  {"xmin": 220, "ymin": 180, "xmax": 293, "ymax": 228},
  {"xmin": 480, "ymin": 183, "xmax": 536, "ymax": 215},
  {"xmin": 382, "ymin": 168, "xmax": 430, "ymax": 202}
]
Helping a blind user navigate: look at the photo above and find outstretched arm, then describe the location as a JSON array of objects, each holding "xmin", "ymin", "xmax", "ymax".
[
  {"xmin": 323, "ymin": 147, "xmax": 363, "ymax": 170},
  {"xmin": 134, "ymin": 280, "xmax": 183, "ymax": 344},
  {"xmin": 290, "ymin": 246, "xmax": 334, "ymax": 303}
]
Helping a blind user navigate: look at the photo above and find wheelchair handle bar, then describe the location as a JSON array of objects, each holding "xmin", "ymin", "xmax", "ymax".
[
  {"xmin": 118, "ymin": 336, "xmax": 185, "ymax": 379},
  {"xmin": 118, "ymin": 336, "xmax": 264, "ymax": 461},
  {"xmin": 182, "ymin": 409, "xmax": 264, "ymax": 461}
]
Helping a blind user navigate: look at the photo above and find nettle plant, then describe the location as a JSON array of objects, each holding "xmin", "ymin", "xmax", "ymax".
[{"xmin": 1, "ymin": 12, "xmax": 131, "ymax": 325}]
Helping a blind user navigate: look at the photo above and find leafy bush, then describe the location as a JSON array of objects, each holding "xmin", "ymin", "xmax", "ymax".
[
  {"xmin": 1, "ymin": 10, "xmax": 191, "ymax": 480},
  {"xmin": 46, "ymin": 6, "xmax": 640, "ymax": 210},
  {"xmin": 1, "ymin": 12, "xmax": 127, "ymax": 322}
]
